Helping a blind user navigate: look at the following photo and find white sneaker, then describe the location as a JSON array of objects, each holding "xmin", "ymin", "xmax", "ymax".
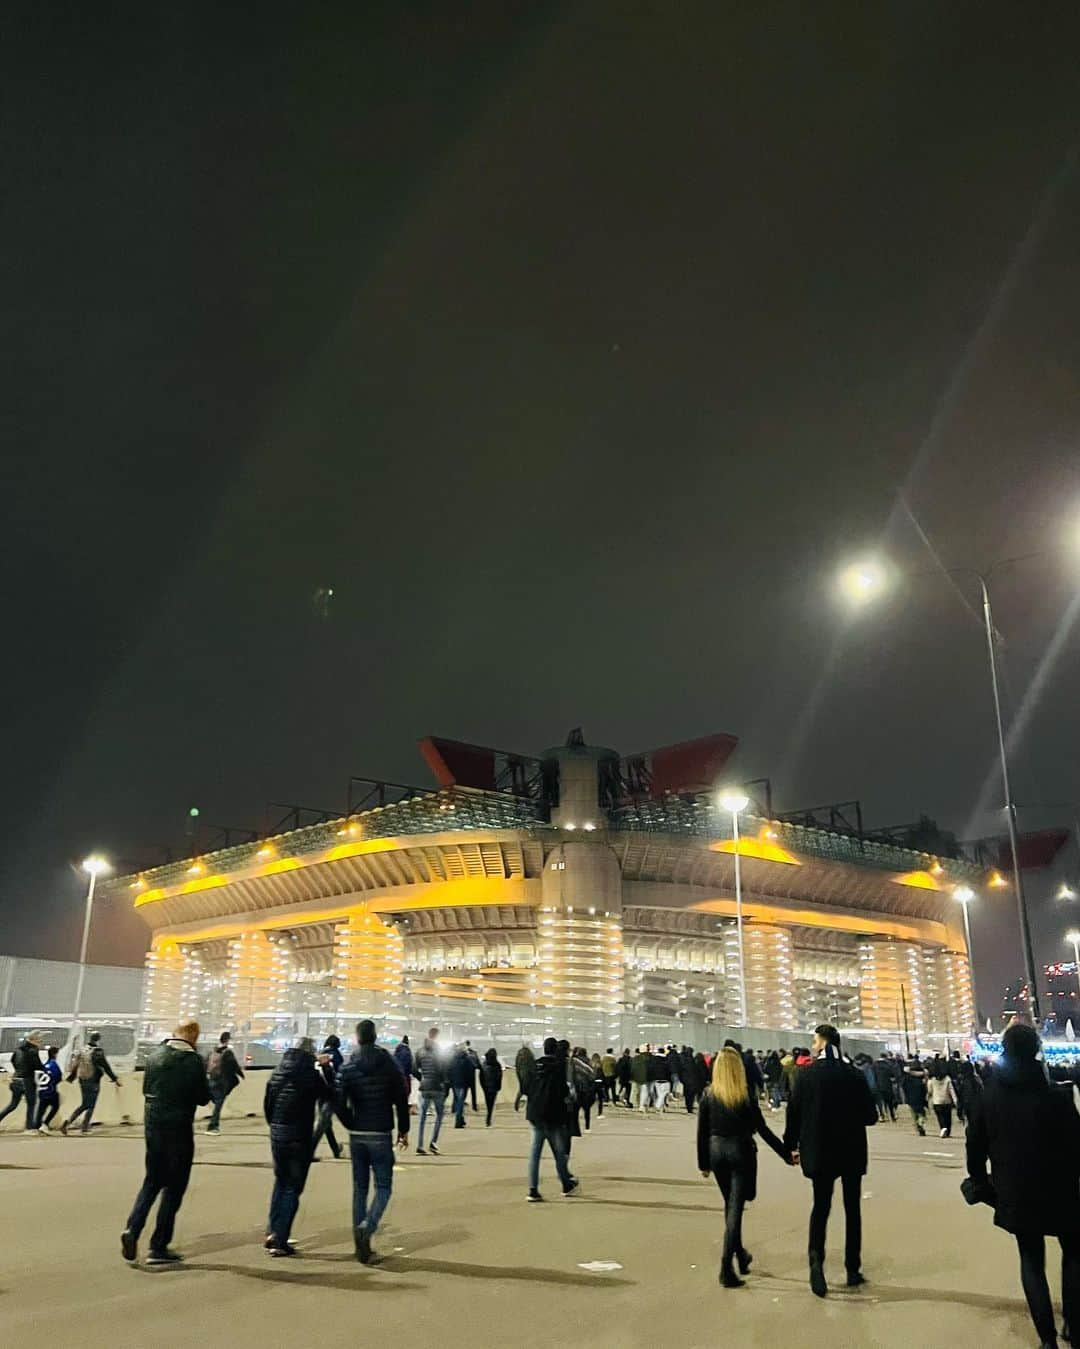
[
  {"xmin": 38, "ymin": 1126, "xmax": 50, "ymax": 1136},
  {"xmin": 940, "ymin": 1128, "xmax": 947, "ymax": 1138}
]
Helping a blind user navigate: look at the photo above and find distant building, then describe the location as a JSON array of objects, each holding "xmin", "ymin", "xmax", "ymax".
[{"xmin": 103, "ymin": 729, "xmax": 985, "ymax": 1049}]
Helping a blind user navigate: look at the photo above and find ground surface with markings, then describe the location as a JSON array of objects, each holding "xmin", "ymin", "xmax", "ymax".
[{"xmin": 0, "ymin": 1098, "xmax": 1044, "ymax": 1348}]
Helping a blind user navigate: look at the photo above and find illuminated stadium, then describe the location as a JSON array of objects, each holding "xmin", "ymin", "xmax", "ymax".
[{"xmin": 109, "ymin": 730, "xmax": 984, "ymax": 1051}]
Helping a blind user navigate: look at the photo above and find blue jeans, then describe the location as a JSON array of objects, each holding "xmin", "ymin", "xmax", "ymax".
[
  {"xmin": 418, "ymin": 1094, "xmax": 445, "ymax": 1149},
  {"xmin": 0, "ymin": 1079, "xmax": 36, "ymax": 1130},
  {"xmin": 268, "ymin": 1140, "xmax": 312, "ymax": 1246},
  {"xmin": 529, "ymin": 1123, "xmax": 572, "ymax": 1192},
  {"xmin": 350, "ymin": 1133, "xmax": 394, "ymax": 1235},
  {"xmin": 68, "ymin": 1080, "xmax": 101, "ymax": 1130},
  {"xmin": 208, "ymin": 1082, "xmax": 228, "ymax": 1129},
  {"xmin": 452, "ymin": 1085, "xmax": 468, "ymax": 1124}
]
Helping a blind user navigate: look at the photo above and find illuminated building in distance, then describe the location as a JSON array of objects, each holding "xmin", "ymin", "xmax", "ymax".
[{"xmin": 108, "ymin": 730, "xmax": 983, "ymax": 1049}]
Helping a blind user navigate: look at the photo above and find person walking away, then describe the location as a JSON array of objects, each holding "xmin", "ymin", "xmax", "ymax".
[
  {"xmin": 415, "ymin": 1028, "xmax": 448, "ymax": 1155},
  {"xmin": 783, "ymin": 1023, "xmax": 878, "ymax": 1298},
  {"xmin": 929, "ymin": 1063, "xmax": 959, "ymax": 1137},
  {"xmin": 0, "ymin": 1031, "xmax": 43, "ymax": 1132},
  {"xmin": 856, "ymin": 1055, "xmax": 885, "ymax": 1122},
  {"xmin": 649, "ymin": 1045, "xmax": 669, "ymax": 1111},
  {"xmin": 616, "ymin": 1048, "xmax": 632, "ymax": 1106},
  {"xmin": 480, "ymin": 1048, "xmax": 503, "ymax": 1126},
  {"xmin": 61, "ymin": 1031, "xmax": 120, "ymax": 1135},
  {"xmin": 902, "ymin": 1056, "xmax": 929, "ymax": 1136},
  {"xmin": 464, "ymin": 1040, "xmax": 481, "ymax": 1113},
  {"xmin": 311, "ymin": 1034, "xmax": 345, "ymax": 1160},
  {"xmin": 35, "ymin": 1047, "xmax": 63, "ymax": 1133},
  {"xmin": 336, "ymin": 1019, "xmax": 409, "ymax": 1264},
  {"xmin": 514, "ymin": 1043, "xmax": 535, "ymax": 1112},
  {"xmin": 780, "ymin": 1047, "xmax": 797, "ymax": 1102},
  {"xmin": 764, "ymin": 1051, "xmax": 784, "ymax": 1111},
  {"xmin": 873, "ymin": 1055, "xmax": 897, "ymax": 1122},
  {"xmin": 698, "ymin": 1046, "xmax": 793, "ymax": 1287},
  {"xmin": 121, "ymin": 1019, "xmax": 210, "ymax": 1265},
  {"xmin": 449, "ymin": 1044, "xmax": 472, "ymax": 1128},
  {"xmin": 263, "ymin": 1037, "xmax": 334, "ymax": 1255},
  {"xmin": 679, "ymin": 1047, "xmax": 700, "ymax": 1113},
  {"xmin": 523, "ymin": 1037, "xmax": 577, "ymax": 1201},
  {"xmin": 600, "ymin": 1048, "xmax": 617, "ymax": 1105},
  {"xmin": 957, "ymin": 1059, "xmax": 982, "ymax": 1125},
  {"xmin": 631, "ymin": 1046, "xmax": 651, "ymax": 1112},
  {"xmin": 393, "ymin": 1035, "xmax": 413, "ymax": 1090},
  {"xmin": 206, "ymin": 1030, "xmax": 244, "ymax": 1133},
  {"xmin": 965, "ymin": 1021, "xmax": 1080, "ymax": 1349}
]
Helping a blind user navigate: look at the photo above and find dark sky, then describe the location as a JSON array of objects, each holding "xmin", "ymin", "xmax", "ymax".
[{"xmin": 4, "ymin": 3, "xmax": 1080, "ymax": 1012}]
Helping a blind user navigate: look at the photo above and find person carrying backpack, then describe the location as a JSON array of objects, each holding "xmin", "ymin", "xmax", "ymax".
[
  {"xmin": 60, "ymin": 1031, "xmax": 120, "ymax": 1135},
  {"xmin": 35, "ymin": 1047, "xmax": 63, "ymax": 1133},
  {"xmin": 206, "ymin": 1030, "xmax": 244, "ymax": 1133}
]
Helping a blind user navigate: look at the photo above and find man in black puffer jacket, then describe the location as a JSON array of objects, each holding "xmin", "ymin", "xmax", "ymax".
[
  {"xmin": 337, "ymin": 1020, "xmax": 409, "ymax": 1264},
  {"xmin": 263, "ymin": 1037, "xmax": 335, "ymax": 1255}
]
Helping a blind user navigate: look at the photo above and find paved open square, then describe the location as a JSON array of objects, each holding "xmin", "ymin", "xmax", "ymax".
[{"xmin": 0, "ymin": 1100, "xmax": 1047, "ymax": 1349}]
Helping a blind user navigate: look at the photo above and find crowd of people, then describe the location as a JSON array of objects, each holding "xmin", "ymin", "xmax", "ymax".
[{"xmin": 5, "ymin": 1016, "xmax": 1077, "ymax": 1345}]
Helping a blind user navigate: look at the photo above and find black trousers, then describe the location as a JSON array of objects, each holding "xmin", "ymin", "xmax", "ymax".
[
  {"xmin": 1016, "ymin": 1231, "xmax": 1080, "ymax": 1345},
  {"xmin": 809, "ymin": 1173, "xmax": 862, "ymax": 1274},
  {"xmin": 711, "ymin": 1156, "xmax": 752, "ymax": 1273},
  {"xmin": 126, "ymin": 1126, "xmax": 195, "ymax": 1253},
  {"xmin": 932, "ymin": 1104, "xmax": 953, "ymax": 1136},
  {"xmin": 482, "ymin": 1087, "xmax": 498, "ymax": 1125}
]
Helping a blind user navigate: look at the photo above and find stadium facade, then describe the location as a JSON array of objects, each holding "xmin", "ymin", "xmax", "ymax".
[{"xmin": 112, "ymin": 731, "xmax": 982, "ymax": 1051}]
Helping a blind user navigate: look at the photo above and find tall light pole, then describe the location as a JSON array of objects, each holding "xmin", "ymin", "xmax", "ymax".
[
  {"xmin": 718, "ymin": 789, "xmax": 750, "ymax": 1027},
  {"xmin": 1067, "ymin": 932, "xmax": 1080, "ymax": 1011},
  {"xmin": 954, "ymin": 885, "xmax": 978, "ymax": 1032},
  {"xmin": 837, "ymin": 557, "xmax": 1042, "ymax": 1021},
  {"xmin": 73, "ymin": 856, "xmax": 109, "ymax": 1045}
]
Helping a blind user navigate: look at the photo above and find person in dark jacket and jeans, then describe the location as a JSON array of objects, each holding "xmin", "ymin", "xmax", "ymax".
[
  {"xmin": 122, "ymin": 1019, "xmax": 210, "ymax": 1265},
  {"xmin": 206, "ymin": 1030, "xmax": 244, "ymax": 1133},
  {"xmin": 449, "ymin": 1044, "xmax": 473, "ymax": 1128},
  {"xmin": 480, "ymin": 1048, "xmax": 503, "ymax": 1126},
  {"xmin": 61, "ymin": 1032, "xmax": 120, "ymax": 1135},
  {"xmin": 966, "ymin": 1021, "xmax": 1080, "ymax": 1349},
  {"xmin": 263, "ymin": 1037, "xmax": 334, "ymax": 1255},
  {"xmin": 698, "ymin": 1046, "xmax": 792, "ymax": 1286},
  {"xmin": 415, "ymin": 1029, "xmax": 447, "ymax": 1155},
  {"xmin": 523, "ymin": 1037, "xmax": 577, "ymax": 1201},
  {"xmin": 336, "ymin": 1020, "xmax": 409, "ymax": 1264},
  {"xmin": 783, "ymin": 1024, "xmax": 878, "ymax": 1298},
  {"xmin": 0, "ymin": 1031, "xmax": 42, "ymax": 1131},
  {"xmin": 311, "ymin": 1034, "xmax": 344, "ymax": 1161}
]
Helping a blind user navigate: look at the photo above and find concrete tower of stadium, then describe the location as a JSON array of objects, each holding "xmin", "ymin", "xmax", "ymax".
[{"xmin": 112, "ymin": 730, "xmax": 982, "ymax": 1051}]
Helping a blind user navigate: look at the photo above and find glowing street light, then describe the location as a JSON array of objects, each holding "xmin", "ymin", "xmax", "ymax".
[
  {"xmin": 1059, "ymin": 883, "xmax": 1078, "ymax": 901},
  {"xmin": 838, "ymin": 557, "xmax": 889, "ymax": 606},
  {"xmin": 73, "ymin": 855, "xmax": 110, "ymax": 1047},
  {"xmin": 718, "ymin": 788, "xmax": 750, "ymax": 1025},
  {"xmin": 954, "ymin": 885, "xmax": 978, "ymax": 1031},
  {"xmin": 835, "ymin": 554, "xmax": 1044, "ymax": 1020}
]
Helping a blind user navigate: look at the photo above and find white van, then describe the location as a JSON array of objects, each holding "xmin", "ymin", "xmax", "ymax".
[{"xmin": 0, "ymin": 1017, "xmax": 139, "ymax": 1077}]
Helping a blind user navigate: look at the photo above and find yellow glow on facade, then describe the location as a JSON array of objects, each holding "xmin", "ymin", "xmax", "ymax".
[
  {"xmin": 890, "ymin": 869, "xmax": 942, "ymax": 891},
  {"xmin": 710, "ymin": 828, "xmax": 801, "ymax": 866}
]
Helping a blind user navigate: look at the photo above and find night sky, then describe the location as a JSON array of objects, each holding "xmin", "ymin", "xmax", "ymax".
[{"xmin": 4, "ymin": 4, "xmax": 1080, "ymax": 1014}]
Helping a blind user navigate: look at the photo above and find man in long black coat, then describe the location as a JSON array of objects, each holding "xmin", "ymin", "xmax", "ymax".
[{"xmin": 783, "ymin": 1023, "xmax": 878, "ymax": 1298}]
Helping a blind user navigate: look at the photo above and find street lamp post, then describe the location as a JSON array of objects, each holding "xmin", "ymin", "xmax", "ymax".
[
  {"xmin": 718, "ymin": 789, "xmax": 750, "ymax": 1027},
  {"xmin": 954, "ymin": 886, "xmax": 978, "ymax": 1032},
  {"xmin": 838, "ymin": 558, "xmax": 1042, "ymax": 1021},
  {"xmin": 73, "ymin": 856, "xmax": 109, "ymax": 1046},
  {"xmin": 1067, "ymin": 932, "xmax": 1080, "ymax": 1010}
]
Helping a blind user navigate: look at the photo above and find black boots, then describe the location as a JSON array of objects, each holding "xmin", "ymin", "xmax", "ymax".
[{"xmin": 809, "ymin": 1255, "xmax": 828, "ymax": 1298}]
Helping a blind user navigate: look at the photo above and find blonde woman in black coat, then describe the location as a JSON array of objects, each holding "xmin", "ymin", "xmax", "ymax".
[{"xmin": 697, "ymin": 1046, "xmax": 793, "ymax": 1287}]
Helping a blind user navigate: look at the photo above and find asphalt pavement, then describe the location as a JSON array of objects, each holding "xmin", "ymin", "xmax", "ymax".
[{"xmin": 0, "ymin": 1097, "xmax": 1048, "ymax": 1348}]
